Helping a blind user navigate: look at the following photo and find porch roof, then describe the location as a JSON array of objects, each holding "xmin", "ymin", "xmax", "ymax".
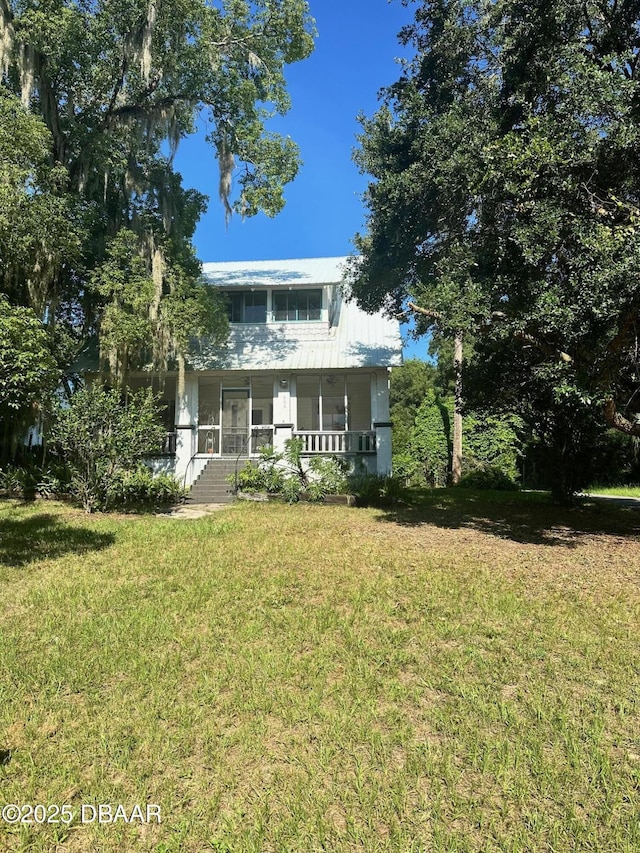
[
  {"xmin": 191, "ymin": 257, "xmax": 402, "ymax": 371},
  {"xmin": 76, "ymin": 258, "xmax": 403, "ymax": 374}
]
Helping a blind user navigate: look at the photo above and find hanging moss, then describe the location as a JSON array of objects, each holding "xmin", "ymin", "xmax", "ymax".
[{"xmin": 1, "ymin": 0, "xmax": 315, "ymax": 402}]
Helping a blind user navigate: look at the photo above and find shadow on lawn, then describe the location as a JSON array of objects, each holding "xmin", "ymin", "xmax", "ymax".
[
  {"xmin": 374, "ymin": 489, "xmax": 640, "ymax": 547},
  {"xmin": 0, "ymin": 511, "xmax": 115, "ymax": 567}
]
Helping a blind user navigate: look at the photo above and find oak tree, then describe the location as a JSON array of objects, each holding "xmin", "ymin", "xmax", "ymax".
[
  {"xmin": 1, "ymin": 0, "xmax": 314, "ymax": 457},
  {"xmin": 1, "ymin": 0, "xmax": 314, "ymax": 375},
  {"xmin": 347, "ymin": 0, "xmax": 640, "ymax": 499}
]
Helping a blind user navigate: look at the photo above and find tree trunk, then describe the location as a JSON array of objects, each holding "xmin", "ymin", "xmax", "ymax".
[
  {"xmin": 452, "ymin": 330, "xmax": 463, "ymax": 484},
  {"xmin": 177, "ymin": 352, "xmax": 186, "ymax": 409}
]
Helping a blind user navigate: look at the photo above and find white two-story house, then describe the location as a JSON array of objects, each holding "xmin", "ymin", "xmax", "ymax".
[{"xmin": 132, "ymin": 257, "xmax": 402, "ymax": 490}]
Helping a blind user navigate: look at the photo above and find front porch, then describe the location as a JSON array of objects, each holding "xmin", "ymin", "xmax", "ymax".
[{"xmin": 138, "ymin": 371, "xmax": 392, "ymax": 485}]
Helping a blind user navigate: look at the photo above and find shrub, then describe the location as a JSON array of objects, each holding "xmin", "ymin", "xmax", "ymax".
[
  {"xmin": 307, "ymin": 456, "xmax": 349, "ymax": 496},
  {"xmin": 410, "ymin": 389, "xmax": 449, "ymax": 486},
  {"xmin": 50, "ymin": 384, "xmax": 167, "ymax": 511},
  {"xmin": 37, "ymin": 463, "xmax": 72, "ymax": 499},
  {"xmin": 347, "ymin": 466, "xmax": 405, "ymax": 507},
  {"xmin": 233, "ymin": 446, "xmax": 350, "ymax": 503},
  {"xmin": 233, "ymin": 447, "xmax": 287, "ymax": 494},
  {"xmin": 392, "ymin": 452, "xmax": 422, "ymax": 486},
  {"xmin": 105, "ymin": 466, "xmax": 185, "ymax": 511},
  {"xmin": 0, "ymin": 460, "xmax": 73, "ymax": 500},
  {"xmin": 1, "ymin": 466, "xmax": 28, "ymax": 497},
  {"xmin": 456, "ymin": 465, "xmax": 520, "ymax": 491},
  {"xmin": 281, "ymin": 475, "xmax": 303, "ymax": 504},
  {"xmin": 462, "ymin": 411, "xmax": 524, "ymax": 482},
  {"xmin": 234, "ymin": 461, "xmax": 269, "ymax": 493},
  {"xmin": 283, "ymin": 437, "xmax": 307, "ymax": 485},
  {"xmin": 379, "ymin": 474, "xmax": 406, "ymax": 504},
  {"xmin": 0, "ymin": 464, "xmax": 43, "ymax": 499}
]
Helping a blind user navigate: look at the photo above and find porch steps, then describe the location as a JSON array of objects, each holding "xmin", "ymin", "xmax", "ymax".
[{"xmin": 186, "ymin": 458, "xmax": 250, "ymax": 504}]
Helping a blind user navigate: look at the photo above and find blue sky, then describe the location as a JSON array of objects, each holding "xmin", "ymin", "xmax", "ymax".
[{"xmin": 173, "ymin": 1, "xmax": 429, "ymax": 360}]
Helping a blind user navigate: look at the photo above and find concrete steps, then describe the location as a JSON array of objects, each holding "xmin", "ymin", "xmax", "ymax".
[{"xmin": 186, "ymin": 458, "xmax": 249, "ymax": 504}]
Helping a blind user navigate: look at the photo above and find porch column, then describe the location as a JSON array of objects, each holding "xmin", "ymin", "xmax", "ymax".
[
  {"xmin": 372, "ymin": 370, "xmax": 392, "ymax": 474},
  {"xmin": 373, "ymin": 423, "xmax": 393, "ymax": 474},
  {"xmin": 175, "ymin": 375, "xmax": 198, "ymax": 483},
  {"xmin": 273, "ymin": 375, "xmax": 292, "ymax": 454},
  {"xmin": 273, "ymin": 424, "xmax": 293, "ymax": 454}
]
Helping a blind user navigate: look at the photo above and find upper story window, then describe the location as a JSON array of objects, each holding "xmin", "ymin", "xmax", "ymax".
[
  {"xmin": 223, "ymin": 287, "xmax": 324, "ymax": 323},
  {"xmin": 273, "ymin": 289, "xmax": 322, "ymax": 321},
  {"xmin": 226, "ymin": 291, "xmax": 267, "ymax": 323}
]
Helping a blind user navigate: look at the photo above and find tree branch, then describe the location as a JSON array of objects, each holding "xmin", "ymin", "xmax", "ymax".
[
  {"xmin": 487, "ymin": 311, "xmax": 573, "ymax": 362},
  {"xmin": 407, "ymin": 301, "xmax": 444, "ymax": 322},
  {"xmin": 107, "ymin": 94, "xmax": 192, "ymax": 121},
  {"xmin": 511, "ymin": 330, "xmax": 573, "ymax": 363},
  {"xmin": 103, "ymin": 52, "xmax": 130, "ymax": 125},
  {"xmin": 407, "ymin": 301, "xmax": 573, "ymax": 362},
  {"xmin": 604, "ymin": 397, "xmax": 640, "ymax": 436},
  {"xmin": 607, "ymin": 308, "xmax": 640, "ymax": 355}
]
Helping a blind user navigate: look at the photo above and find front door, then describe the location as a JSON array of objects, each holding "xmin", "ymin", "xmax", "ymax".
[{"xmin": 222, "ymin": 389, "xmax": 249, "ymax": 455}]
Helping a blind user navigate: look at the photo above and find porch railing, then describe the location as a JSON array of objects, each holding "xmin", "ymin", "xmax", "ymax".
[
  {"xmin": 294, "ymin": 430, "xmax": 376, "ymax": 454},
  {"xmin": 193, "ymin": 428, "xmax": 375, "ymax": 455},
  {"xmin": 196, "ymin": 426, "xmax": 274, "ymax": 455}
]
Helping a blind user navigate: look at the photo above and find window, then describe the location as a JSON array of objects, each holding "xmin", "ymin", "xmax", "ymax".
[
  {"xmin": 346, "ymin": 374, "xmax": 371, "ymax": 430},
  {"xmin": 273, "ymin": 289, "xmax": 322, "ymax": 321},
  {"xmin": 321, "ymin": 375, "xmax": 345, "ymax": 431},
  {"xmin": 296, "ymin": 375, "xmax": 353, "ymax": 432},
  {"xmin": 225, "ymin": 290, "xmax": 267, "ymax": 323}
]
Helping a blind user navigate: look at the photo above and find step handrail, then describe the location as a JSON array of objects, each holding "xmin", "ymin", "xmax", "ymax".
[
  {"xmin": 233, "ymin": 430, "xmax": 253, "ymax": 495},
  {"xmin": 182, "ymin": 453, "xmax": 200, "ymax": 492}
]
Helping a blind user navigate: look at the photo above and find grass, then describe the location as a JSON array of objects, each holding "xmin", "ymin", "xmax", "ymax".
[
  {"xmin": 585, "ymin": 484, "xmax": 640, "ymax": 498},
  {"xmin": 0, "ymin": 493, "xmax": 639, "ymax": 852}
]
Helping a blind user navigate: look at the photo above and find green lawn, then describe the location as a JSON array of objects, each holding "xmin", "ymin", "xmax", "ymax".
[
  {"xmin": 585, "ymin": 485, "xmax": 640, "ymax": 498},
  {"xmin": 1, "ymin": 495, "xmax": 639, "ymax": 852}
]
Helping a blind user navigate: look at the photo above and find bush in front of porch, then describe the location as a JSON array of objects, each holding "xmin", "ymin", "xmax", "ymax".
[
  {"xmin": 234, "ymin": 438, "xmax": 351, "ymax": 503},
  {"xmin": 234, "ymin": 439, "xmax": 407, "ymax": 507},
  {"xmin": 50, "ymin": 385, "xmax": 184, "ymax": 512}
]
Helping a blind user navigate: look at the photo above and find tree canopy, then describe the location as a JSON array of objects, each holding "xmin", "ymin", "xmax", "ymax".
[
  {"xmin": 0, "ymin": 88, "xmax": 80, "ymax": 315},
  {"xmin": 347, "ymin": 0, "xmax": 640, "ymax": 467},
  {"xmin": 0, "ymin": 0, "xmax": 314, "ymax": 400},
  {"xmin": 0, "ymin": 296, "xmax": 60, "ymax": 460}
]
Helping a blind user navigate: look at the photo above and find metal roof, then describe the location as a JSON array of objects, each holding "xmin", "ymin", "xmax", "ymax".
[
  {"xmin": 191, "ymin": 257, "xmax": 403, "ymax": 372},
  {"xmin": 201, "ymin": 256, "xmax": 349, "ymax": 288}
]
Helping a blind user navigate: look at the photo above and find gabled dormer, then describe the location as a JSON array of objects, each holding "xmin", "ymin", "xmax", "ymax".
[
  {"xmin": 202, "ymin": 257, "xmax": 348, "ymax": 329},
  {"xmin": 222, "ymin": 285, "xmax": 326, "ymax": 324},
  {"xmin": 195, "ymin": 257, "xmax": 399, "ymax": 373}
]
